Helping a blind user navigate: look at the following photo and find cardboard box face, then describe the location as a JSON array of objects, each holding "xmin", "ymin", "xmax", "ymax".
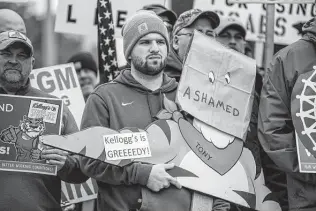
[{"xmin": 177, "ymin": 31, "xmax": 256, "ymax": 140}]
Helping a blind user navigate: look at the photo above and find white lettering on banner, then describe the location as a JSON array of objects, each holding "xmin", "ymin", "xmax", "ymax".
[
  {"xmin": 0, "ymin": 104, "xmax": 13, "ymax": 112},
  {"xmin": 29, "ymin": 67, "xmax": 78, "ymax": 93},
  {"xmin": 194, "ymin": 0, "xmax": 314, "ymax": 44},
  {"xmin": 55, "ymin": 0, "xmax": 166, "ymax": 38},
  {"xmin": 29, "ymin": 63, "xmax": 85, "ymax": 127},
  {"xmin": 104, "ymin": 132, "xmax": 151, "ymax": 160}
]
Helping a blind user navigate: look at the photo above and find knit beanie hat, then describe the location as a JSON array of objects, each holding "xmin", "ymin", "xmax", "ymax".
[
  {"xmin": 67, "ymin": 52, "xmax": 97, "ymax": 75},
  {"xmin": 121, "ymin": 10, "xmax": 170, "ymax": 61}
]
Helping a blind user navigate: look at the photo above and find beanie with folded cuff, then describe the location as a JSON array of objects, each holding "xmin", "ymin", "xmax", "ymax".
[
  {"xmin": 67, "ymin": 52, "xmax": 98, "ymax": 75},
  {"xmin": 121, "ymin": 10, "xmax": 170, "ymax": 62}
]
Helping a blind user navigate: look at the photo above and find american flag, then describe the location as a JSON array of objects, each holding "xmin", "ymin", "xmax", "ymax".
[{"xmin": 97, "ymin": 0, "xmax": 119, "ymax": 83}]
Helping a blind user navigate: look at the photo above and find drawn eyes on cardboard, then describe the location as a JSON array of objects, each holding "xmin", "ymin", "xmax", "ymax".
[
  {"xmin": 225, "ymin": 73, "xmax": 231, "ymax": 84},
  {"xmin": 208, "ymin": 71, "xmax": 215, "ymax": 83},
  {"xmin": 208, "ymin": 71, "xmax": 231, "ymax": 84}
]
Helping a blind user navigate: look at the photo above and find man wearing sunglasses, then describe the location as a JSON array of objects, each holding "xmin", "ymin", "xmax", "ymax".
[
  {"xmin": 165, "ymin": 9, "xmax": 218, "ymax": 82},
  {"xmin": 142, "ymin": 4, "xmax": 177, "ymax": 40}
]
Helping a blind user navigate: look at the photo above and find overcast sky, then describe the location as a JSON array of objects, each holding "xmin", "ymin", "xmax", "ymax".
[{"xmin": 28, "ymin": 0, "xmax": 58, "ymax": 15}]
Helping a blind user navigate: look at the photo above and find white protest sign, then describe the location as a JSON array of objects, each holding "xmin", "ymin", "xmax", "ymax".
[
  {"xmin": 55, "ymin": 0, "xmax": 166, "ymax": 38},
  {"xmin": 103, "ymin": 132, "xmax": 151, "ymax": 160},
  {"xmin": 29, "ymin": 63, "xmax": 85, "ymax": 127},
  {"xmin": 194, "ymin": 0, "xmax": 314, "ymax": 45},
  {"xmin": 28, "ymin": 100, "xmax": 60, "ymax": 124}
]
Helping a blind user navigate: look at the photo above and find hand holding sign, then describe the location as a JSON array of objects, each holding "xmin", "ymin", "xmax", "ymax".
[
  {"xmin": 41, "ymin": 148, "xmax": 69, "ymax": 171},
  {"xmin": 147, "ymin": 163, "xmax": 182, "ymax": 192}
]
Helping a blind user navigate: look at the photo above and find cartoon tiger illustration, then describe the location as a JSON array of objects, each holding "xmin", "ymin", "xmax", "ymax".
[{"xmin": 0, "ymin": 116, "xmax": 46, "ymax": 162}]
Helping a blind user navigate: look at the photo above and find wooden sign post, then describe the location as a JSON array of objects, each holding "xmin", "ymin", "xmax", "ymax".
[{"xmin": 228, "ymin": 0, "xmax": 316, "ymax": 70}]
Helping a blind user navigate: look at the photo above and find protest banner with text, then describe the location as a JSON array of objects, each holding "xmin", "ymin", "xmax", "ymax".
[
  {"xmin": 29, "ymin": 63, "xmax": 85, "ymax": 127},
  {"xmin": 291, "ymin": 65, "xmax": 316, "ymax": 173},
  {"xmin": 0, "ymin": 95, "xmax": 62, "ymax": 175},
  {"xmin": 29, "ymin": 63, "xmax": 97, "ymax": 205},
  {"xmin": 194, "ymin": 0, "xmax": 314, "ymax": 45},
  {"xmin": 55, "ymin": 0, "xmax": 166, "ymax": 38}
]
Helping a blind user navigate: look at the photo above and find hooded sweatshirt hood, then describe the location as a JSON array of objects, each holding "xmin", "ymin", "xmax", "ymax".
[
  {"xmin": 164, "ymin": 47, "xmax": 183, "ymax": 82},
  {"xmin": 114, "ymin": 68, "xmax": 178, "ymax": 94}
]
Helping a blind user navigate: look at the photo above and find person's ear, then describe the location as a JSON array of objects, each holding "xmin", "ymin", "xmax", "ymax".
[
  {"xmin": 172, "ymin": 35, "xmax": 179, "ymax": 51},
  {"xmin": 31, "ymin": 56, "xmax": 35, "ymax": 67}
]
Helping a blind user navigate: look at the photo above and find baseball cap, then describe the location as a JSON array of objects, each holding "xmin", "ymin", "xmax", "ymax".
[
  {"xmin": 142, "ymin": 4, "xmax": 177, "ymax": 25},
  {"xmin": 216, "ymin": 17, "xmax": 246, "ymax": 38},
  {"xmin": 173, "ymin": 9, "xmax": 220, "ymax": 37},
  {"xmin": 0, "ymin": 30, "xmax": 33, "ymax": 56}
]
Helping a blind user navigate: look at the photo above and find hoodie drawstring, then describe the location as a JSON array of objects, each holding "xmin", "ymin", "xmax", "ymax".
[
  {"xmin": 146, "ymin": 89, "xmax": 164, "ymax": 122},
  {"xmin": 159, "ymin": 89, "xmax": 163, "ymax": 109},
  {"xmin": 146, "ymin": 90, "xmax": 154, "ymax": 121}
]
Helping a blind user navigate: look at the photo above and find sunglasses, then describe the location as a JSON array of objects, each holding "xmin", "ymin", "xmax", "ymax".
[{"xmin": 164, "ymin": 21, "xmax": 173, "ymax": 32}]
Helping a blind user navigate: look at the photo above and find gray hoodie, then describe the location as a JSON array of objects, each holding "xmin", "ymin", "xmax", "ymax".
[{"xmin": 80, "ymin": 69, "xmax": 193, "ymax": 211}]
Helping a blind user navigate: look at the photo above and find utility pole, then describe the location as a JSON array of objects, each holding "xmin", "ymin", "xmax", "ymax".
[{"xmin": 42, "ymin": 0, "xmax": 57, "ymax": 67}]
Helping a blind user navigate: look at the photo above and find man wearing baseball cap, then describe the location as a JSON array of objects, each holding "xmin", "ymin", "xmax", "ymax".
[
  {"xmin": 0, "ymin": 30, "xmax": 34, "ymax": 93},
  {"xmin": 0, "ymin": 30, "xmax": 87, "ymax": 211},
  {"xmin": 142, "ymin": 4, "xmax": 177, "ymax": 38},
  {"xmin": 80, "ymin": 10, "xmax": 194, "ymax": 211},
  {"xmin": 215, "ymin": 17, "xmax": 247, "ymax": 54},
  {"xmin": 165, "ymin": 8, "xmax": 220, "ymax": 82}
]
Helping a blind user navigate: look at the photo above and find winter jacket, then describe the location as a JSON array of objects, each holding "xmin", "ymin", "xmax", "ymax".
[
  {"xmin": 258, "ymin": 18, "xmax": 316, "ymax": 211},
  {"xmin": 80, "ymin": 69, "xmax": 192, "ymax": 211},
  {"xmin": 0, "ymin": 79, "xmax": 86, "ymax": 211}
]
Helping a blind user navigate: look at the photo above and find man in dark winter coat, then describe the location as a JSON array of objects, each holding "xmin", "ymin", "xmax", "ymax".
[
  {"xmin": 0, "ymin": 30, "xmax": 86, "ymax": 211},
  {"xmin": 258, "ymin": 17, "xmax": 316, "ymax": 211}
]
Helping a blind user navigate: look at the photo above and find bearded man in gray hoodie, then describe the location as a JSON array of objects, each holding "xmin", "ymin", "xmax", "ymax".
[{"xmin": 80, "ymin": 11, "xmax": 192, "ymax": 211}]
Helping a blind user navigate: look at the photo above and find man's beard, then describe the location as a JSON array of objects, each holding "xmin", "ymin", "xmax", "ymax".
[
  {"xmin": 131, "ymin": 54, "xmax": 166, "ymax": 76},
  {"xmin": 0, "ymin": 63, "xmax": 26, "ymax": 90}
]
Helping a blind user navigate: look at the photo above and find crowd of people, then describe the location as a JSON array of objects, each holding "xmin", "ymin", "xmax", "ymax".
[{"xmin": 0, "ymin": 3, "xmax": 315, "ymax": 211}]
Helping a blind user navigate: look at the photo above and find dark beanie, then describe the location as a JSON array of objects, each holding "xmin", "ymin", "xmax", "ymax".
[{"xmin": 67, "ymin": 52, "xmax": 97, "ymax": 75}]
